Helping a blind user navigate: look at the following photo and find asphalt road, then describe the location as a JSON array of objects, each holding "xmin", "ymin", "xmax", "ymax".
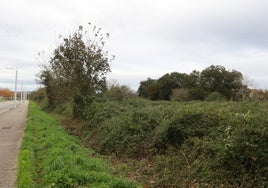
[
  {"xmin": 0, "ymin": 101, "xmax": 29, "ymax": 188},
  {"xmin": 0, "ymin": 101, "xmax": 17, "ymax": 114}
]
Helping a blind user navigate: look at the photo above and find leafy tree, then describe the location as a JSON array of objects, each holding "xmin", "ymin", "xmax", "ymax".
[
  {"xmin": 138, "ymin": 73, "xmax": 190, "ymax": 100},
  {"xmin": 39, "ymin": 24, "xmax": 112, "ymax": 116},
  {"xmin": 49, "ymin": 25, "xmax": 111, "ymax": 96},
  {"xmin": 184, "ymin": 70, "xmax": 205, "ymax": 100},
  {"xmin": 200, "ymin": 65, "xmax": 244, "ymax": 99},
  {"xmin": 138, "ymin": 65, "xmax": 246, "ymax": 101},
  {"xmin": 158, "ymin": 72, "xmax": 190, "ymax": 100},
  {"xmin": 188, "ymin": 88, "xmax": 207, "ymax": 100},
  {"xmin": 38, "ymin": 66, "xmax": 71, "ymax": 107},
  {"xmin": 138, "ymin": 78, "xmax": 159, "ymax": 100},
  {"xmin": 157, "ymin": 73, "xmax": 174, "ymax": 100},
  {"xmin": 185, "ymin": 70, "xmax": 201, "ymax": 88},
  {"xmin": 169, "ymin": 72, "xmax": 189, "ymax": 88}
]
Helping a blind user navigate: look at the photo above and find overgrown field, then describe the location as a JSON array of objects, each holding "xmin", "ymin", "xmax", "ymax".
[
  {"xmin": 17, "ymin": 102, "xmax": 139, "ymax": 188},
  {"xmin": 63, "ymin": 99, "xmax": 268, "ymax": 187}
]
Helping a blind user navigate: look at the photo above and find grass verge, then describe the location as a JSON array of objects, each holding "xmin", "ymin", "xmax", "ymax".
[{"xmin": 17, "ymin": 101, "xmax": 139, "ymax": 188}]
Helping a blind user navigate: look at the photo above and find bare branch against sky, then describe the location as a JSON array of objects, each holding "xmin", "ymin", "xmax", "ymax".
[{"xmin": 0, "ymin": 0, "xmax": 268, "ymax": 91}]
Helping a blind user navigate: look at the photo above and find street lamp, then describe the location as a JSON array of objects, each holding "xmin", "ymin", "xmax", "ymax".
[{"xmin": 21, "ymin": 83, "xmax": 23, "ymax": 102}]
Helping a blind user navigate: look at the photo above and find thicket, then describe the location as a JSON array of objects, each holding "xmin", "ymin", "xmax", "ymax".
[
  {"xmin": 249, "ymin": 89, "xmax": 268, "ymax": 101},
  {"xmin": 63, "ymin": 99, "xmax": 268, "ymax": 187},
  {"xmin": 18, "ymin": 102, "xmax": 139, "ymax": 187},
  {"xmin": 104, "ymin": 82, "xmax": 137, "ymax": 101},
  {"xmin": 138, "ymin": 65, "xmax": 248, "ymax": 101}
]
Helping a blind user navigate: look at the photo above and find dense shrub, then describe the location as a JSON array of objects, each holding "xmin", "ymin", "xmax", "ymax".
[
  {"xmin": 138, "ymin": 65, "xmax": 245, "ymax": 101},
  {"xmin": 205, "ymin": 91, "xmax": 225, "ymax": 101},
  {"xmin": 73, "ymin": 94, "xmax": 94, "ymax": 118},
  {"xmin": 249, "ymin": 89, "xmax": 268, "ymax": 101},
  {"xmin": 63, "ymin": 99, "xmax": 268, "ymax": 187},
  {"xmin": 29, "ymin": 88, "xmax": 47, "ymax": 107},
  {"xmin": 104, "ymin": 84, "xmax": 137, "ymax": 100},
  {"xmin": 171, "ymin": 88, "xmax": 189, "ymax": 101},
  {"xmin": 53, "ymin": 102, "xmax": 73, "ymax": 116}
]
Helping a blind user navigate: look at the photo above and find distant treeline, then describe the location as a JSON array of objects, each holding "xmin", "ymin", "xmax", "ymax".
[{"xmin": 138, "ymin": 65, "xmax": 247, "ymax": 101}]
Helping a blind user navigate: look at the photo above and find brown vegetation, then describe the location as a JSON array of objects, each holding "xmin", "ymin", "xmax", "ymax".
[{"xmin": 0, "ymin": 88, "xmax": 14, "ymax": 97}]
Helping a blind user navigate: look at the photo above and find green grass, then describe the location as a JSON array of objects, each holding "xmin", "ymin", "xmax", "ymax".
[{"xmin": 17, "ymin": 101, "xmax": 139, "ymax": 188}]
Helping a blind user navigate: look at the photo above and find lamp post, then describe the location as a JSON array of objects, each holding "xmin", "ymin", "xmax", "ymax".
[
  {"xmin": 20, "ymin": 83, "xmax": 23, "ymax": 102},
  {"xmin": 14, "ymin": 68, "xmax": 18, "ymax": 107}
]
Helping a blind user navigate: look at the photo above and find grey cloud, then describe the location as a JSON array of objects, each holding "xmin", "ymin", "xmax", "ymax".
[
  {"xmin": 164, "ymin": 2, "xmax": 268, "ymax": 50},
  {"xmin": 0, "ymin": 0, "xmax": 268, "ymax": 91}
]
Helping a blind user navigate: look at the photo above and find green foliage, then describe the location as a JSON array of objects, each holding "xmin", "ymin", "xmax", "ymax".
[
  {"xmin": 205, "ymin": 91, "xmax": 225, "ymax": 101},
  {"xmin": 38, "ymin": 24, "xmax": 112, "ymax": 116},
  {"xmin": 73, "ymin": 94, "xmax": 94, "ymax": 118},
  {"xmin": 68, "ymin": 99, "xmax": 268, "ymax": 187},
  {"xmin": 53, "ymin": 102, "xmax": 73, "ymax": 116},
  {"xmin": 138, "ymin": 65, "xmax": 246, "ymax": 101},
  {"xmin": 104, "ymin": 83, "xmax": 137, "ymax": 101},
  {"xmin": 28, "ymin": 87, "xmax": 47, "ymax": 107},
  {"xmin": 188, "ymin": 87, "xmax": 207, "ymax": 100},
  {"xmin": 38, "ymin": 68, "xmax": 71, "ymax": 108},
  {"xmin": 171, "ymin": 88, "xmax": 189, "ymax": 101},
  {"xmin": 138, "ymin": 78, "xmax": 159, "ymax": 100},
  {"xmin": 17, "ymin": 102, "xmax": 139, "ymax": 187},
  {"xmin": 200, "ymin": 65, "xmax": 243, "ymax": 100}
]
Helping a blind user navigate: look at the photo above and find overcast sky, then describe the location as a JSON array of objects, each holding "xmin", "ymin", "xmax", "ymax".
[{"xmin": 0, "ymin": 0, "xmax": 268, "ymax": 91}]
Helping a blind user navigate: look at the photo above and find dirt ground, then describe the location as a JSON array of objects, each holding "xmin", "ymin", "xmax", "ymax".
[{"xmin": 0, "ymin": 101, "xmax": 29, "ymax": 188}]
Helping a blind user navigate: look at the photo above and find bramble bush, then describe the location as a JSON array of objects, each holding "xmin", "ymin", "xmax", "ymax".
[{"xmin": 66, "ymin": 99, "xmax": 268, "ymax": 187}]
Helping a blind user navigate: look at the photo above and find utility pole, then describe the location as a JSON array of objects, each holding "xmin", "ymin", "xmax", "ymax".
[
  {"xmin": 25, "ymin": 91, "xmax": 27, "ymax": 101},
  {"xmin": 20, "ymin": 83, "xmax": 23, "ymax": 102}
]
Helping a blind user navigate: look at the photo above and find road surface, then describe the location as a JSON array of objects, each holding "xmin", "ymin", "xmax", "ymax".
[
  {"xmin": 0, "ymin": 101, "xmax": 29, "ymax": 188},
  {"xmin": 0, "ymin": 101, "xmax": 17, "ymax": 114}
]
